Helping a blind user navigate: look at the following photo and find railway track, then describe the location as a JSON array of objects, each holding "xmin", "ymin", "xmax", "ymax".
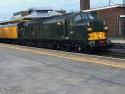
[{"xmin": 96, "ymin": 49, "xmax": 125, "ymax": 59}]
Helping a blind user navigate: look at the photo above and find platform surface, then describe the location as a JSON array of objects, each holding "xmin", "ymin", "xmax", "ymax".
[{"xmin": 0, "ymin": 43, "xmax": 125, "ymax": 94}]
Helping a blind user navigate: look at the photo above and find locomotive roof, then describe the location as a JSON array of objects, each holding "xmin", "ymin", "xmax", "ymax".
[
  {"xmin": 0, "ymin": 18, "xmax": 31, "ymax": 25},
  {"xmin": 28, "ymin": 7, "xmax": 53, "ymax": 11},
  {"xmin": 22, "ymin": 11, "xmax": 90, "ymax": 24},
  {"xmin": 42, "ymin": 15, "xmax": 63, "ymax": 24},
  {"xmin": 64, "ymin": 12, "xmax": 88, "ymax": 18},
  {"xmin": 0, "ymin": 23, "xmax": 18, "ymax": 28},
  {"xmin": 64, "ymin": 12, "xmax": 80, "ymax": 18},
  {"xmin": 43, "ymin": 12, "xmax": 89, "ymax": 24}
]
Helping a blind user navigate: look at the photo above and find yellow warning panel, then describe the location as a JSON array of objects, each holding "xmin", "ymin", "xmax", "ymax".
[{"xmin": 88, "ymin": 32, "xmax": 106, "ymax": 41}]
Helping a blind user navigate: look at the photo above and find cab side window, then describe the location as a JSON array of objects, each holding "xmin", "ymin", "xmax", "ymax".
[
  {"xmin": 81, "ymin": 13, "xmax": 89, "ymax": 20},
  {"xmin": 75, "ymin": 14, "xmax": 82, "ymax": 23},
  {"xmin": 68, "ymin": 18, "xmax": 73, "ymax": 26}
]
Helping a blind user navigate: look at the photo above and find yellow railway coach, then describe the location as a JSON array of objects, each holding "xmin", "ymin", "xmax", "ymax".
[{"xmin": 0, "ymin": 24, "xmax": 18, "ymax": 39}]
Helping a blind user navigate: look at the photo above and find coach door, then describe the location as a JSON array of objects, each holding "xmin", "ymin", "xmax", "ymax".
[{"xmin": 65, "ymin": 18, "xmax": 73, "ymax": 40}]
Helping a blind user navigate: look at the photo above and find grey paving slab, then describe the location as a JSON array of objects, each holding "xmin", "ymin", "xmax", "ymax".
[{"xmin": 0, "ymin": 45, "xmax": 125, "ymax": 94}]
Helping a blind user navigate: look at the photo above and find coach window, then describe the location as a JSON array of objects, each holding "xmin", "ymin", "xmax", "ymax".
[{"xmin": 75, "ymin": 14, "xmax": 82, "ymax": 22}]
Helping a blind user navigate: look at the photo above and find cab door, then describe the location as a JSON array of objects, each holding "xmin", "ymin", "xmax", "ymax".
[{"xmin": 64, "ymin": 18, "xmax": 74, "ymax": 40}]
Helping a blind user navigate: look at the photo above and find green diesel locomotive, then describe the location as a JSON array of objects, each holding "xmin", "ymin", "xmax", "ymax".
[{"xmin": 0, "ymin": 12, "xmax": 108, "ymax": 52}]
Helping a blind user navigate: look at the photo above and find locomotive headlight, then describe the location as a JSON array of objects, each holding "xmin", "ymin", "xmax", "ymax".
[
  {"xmin": 104, "ymin": 26, "xmax": 109, "ymax": 30},
  {"xmin": 57, "ymin": 22, "xmax": 61, "ymax": 25},
  {"xmin": 87, "ymin": 22, "xmax": 90, "ymax": 26},
  {"xmin": 87, "ymin": 27, "xmax": 92, "ymax": 32}
]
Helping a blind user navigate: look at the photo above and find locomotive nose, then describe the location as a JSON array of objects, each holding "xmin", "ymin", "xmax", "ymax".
[
  {"xmin": 87, "ymin": 20, "xmax": 107, "ymax": 41},
  {"xmin": 87, "ymin": 21, "xmax": 104, "ymax": 32},
  {"xmin": 86, "ymin": 20, "xmax": 107, "ymax": 50}
]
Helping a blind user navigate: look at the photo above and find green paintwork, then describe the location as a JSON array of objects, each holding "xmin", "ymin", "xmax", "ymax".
[{"xmin": 18, "ymin": 12, "xmax": 106, "ymax": 45}]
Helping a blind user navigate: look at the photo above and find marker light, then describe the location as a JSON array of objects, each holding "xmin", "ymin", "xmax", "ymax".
[
  {"xmin": 87, "ymin": 27, "xmax": 92, "ymax": 31},
  {"xmin": 104, "ymin": 26, "xmax": 109, "ymax": 30}
]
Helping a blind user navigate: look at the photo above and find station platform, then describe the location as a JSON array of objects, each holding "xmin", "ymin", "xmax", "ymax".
[
  {"xmin": 0, "ymin": 43, "xmax": 125, "ymax": 94},
  {"xmin": 109, "ymin": 37, "xmax": 125, "ymax": 50},
  {"xmin": 110, "ymin": 37, "xmax": 125, "ymax": 44}
]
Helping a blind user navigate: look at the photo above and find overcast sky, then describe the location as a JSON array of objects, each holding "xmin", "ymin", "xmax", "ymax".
[{"xmin": 0, "ymin": 0, "xmax": 123, "ymax": 20}]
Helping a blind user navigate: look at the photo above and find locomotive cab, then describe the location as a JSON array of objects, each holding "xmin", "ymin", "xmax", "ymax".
[{"xmin": 65, "ymin": 12, "xmax": 108, "ymax": 52}]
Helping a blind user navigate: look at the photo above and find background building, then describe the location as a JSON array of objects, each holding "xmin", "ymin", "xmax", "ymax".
[
  {"xmin": 80, "ymin": 0, "xmax": 125, "ymax": 37},
  {"xmin": 13, "ymin": 11, "xmax": 28, "ymax": 19},
  {"xmin": 84, "ymin": 5, "xmax": 125, "ymax": 37},
  {"xmin": 55, "ymin": 10, "xmax": 66, "ymax": 14},
  {"xmin": 13, "ymin": 8, "xmax": 63, "ymax": 19}
]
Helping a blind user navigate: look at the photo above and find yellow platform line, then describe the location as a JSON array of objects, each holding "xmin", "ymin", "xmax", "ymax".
[{"xmin": 1, "ymin": 44, "xmax": 125, "ymax": 69}]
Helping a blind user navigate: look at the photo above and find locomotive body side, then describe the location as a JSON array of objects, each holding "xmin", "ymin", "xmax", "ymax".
[{"xmin": 18, "ymin": 12, "xmax": 108, "ymax": 52}]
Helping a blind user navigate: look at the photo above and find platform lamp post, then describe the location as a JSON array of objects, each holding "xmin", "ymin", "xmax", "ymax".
[
  {"xmin": 109, "ymin": 0, "xmax": 111, "ymax": 6},
  {"xmin": 123, "ymin": 0, "xmax": 125, "ymax": 36},
  {"xmin": 109, "ymin": 0, "xmax": 114, "ymax": 6}
]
